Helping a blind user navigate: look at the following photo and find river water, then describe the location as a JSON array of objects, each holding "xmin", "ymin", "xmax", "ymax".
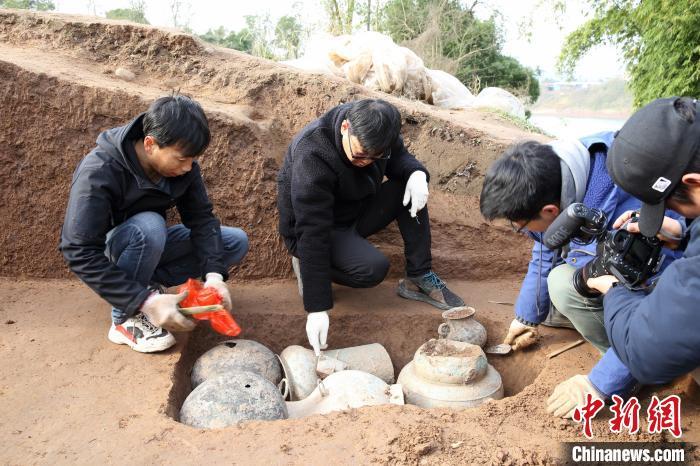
[{"xmin": 530, "ymin": 114, "xmax": 628, "ymax": 139}]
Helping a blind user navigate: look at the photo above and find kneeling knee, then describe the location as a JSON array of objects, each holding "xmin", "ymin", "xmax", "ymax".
[
  {"xmin": 129, "ymin": 212, "xmax": 167, "ymax": 248},
  {"xmin": 357, "ymin": 256, "xmax": 390, "ymax": 287},
  {"xmin": 221, "ymin": 227, "xmax": 249, "ymax": 266},
  {"xmin": 547, "ymin": 264, "xmax": 577, "ymax": 314}
]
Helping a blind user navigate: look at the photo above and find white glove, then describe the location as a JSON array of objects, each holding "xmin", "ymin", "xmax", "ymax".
[
  {"xmin": 306, "ymin": 311, "xmax": 329, "ymax": 356},
  {"xmin": 546, "ymin": 374, "xmax": 602, "ymax": 418},
  {"xmin": 204, "ymin": 272, "xmax": 232, "ymax": 311},
  {"xmin": 503, "ymin": 318, "xmax": 539, "ymax": 350},
  {"xmin": 402, "ymin": 171, "xmax": 429, "ymax": 217},
  {"xmin": 141, "ymin": 291, "xmax": 196, "ymax": 332}
]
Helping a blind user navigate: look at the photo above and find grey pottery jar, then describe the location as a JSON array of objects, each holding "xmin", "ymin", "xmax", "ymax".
[
  {"xmin": 191, "ymin": 339, "xmax": 282, "ymax": 388},
  {"xmin": 437, "ymin": 306, "xmax": 487, "ymax": 347},
  {"xmin": 180, "ymin": 372, "xmax": 288, "ymax": 429}
]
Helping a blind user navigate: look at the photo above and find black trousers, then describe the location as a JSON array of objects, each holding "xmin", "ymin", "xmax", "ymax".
[{"xmin": 331, "ymin": 178, "xmax": 432, "ymax": 288}]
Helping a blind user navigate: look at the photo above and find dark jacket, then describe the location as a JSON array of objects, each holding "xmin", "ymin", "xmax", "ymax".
[
  {"xmin": 59, "ymin": 115, "xmax": 228, "ymax": 316},
  {"xmin": 604, "ymin": 216, "xmax": 700, "ymax": 385},
  {"xmin": 277, "ymin": 103, "xmax": 428, "ymax": 312}
]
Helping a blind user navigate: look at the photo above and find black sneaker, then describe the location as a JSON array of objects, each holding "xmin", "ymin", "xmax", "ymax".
[
  {"xmin": 147, "ymin": 282, "xmax": 167, "ymax": 294},
  {"xmin": 397, "ymin": 271, "xmax": 465, "ymax": 310}
]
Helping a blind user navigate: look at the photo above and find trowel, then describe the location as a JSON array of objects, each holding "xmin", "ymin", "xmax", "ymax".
[{"xmin": 483, "ymin": 343, "xmax": 512, "ymax": 355}]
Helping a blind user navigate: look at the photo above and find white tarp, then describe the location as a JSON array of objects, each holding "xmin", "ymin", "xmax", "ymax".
[
  {"xmin": 474, "ymin": 87, "xmax": 526, "ymax": 119},
  {"xmin": 284, "ymin": 32, "xmax": 525, "ymax": 119},
  {"xmin": 426, "ymin": 69, "xmax": 474, "ymax": 109}
]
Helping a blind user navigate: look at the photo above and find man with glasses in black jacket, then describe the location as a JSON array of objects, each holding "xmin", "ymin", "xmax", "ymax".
[{"xmin": 277, "ymin": 99, "xmax": 464, "ymax": 355}]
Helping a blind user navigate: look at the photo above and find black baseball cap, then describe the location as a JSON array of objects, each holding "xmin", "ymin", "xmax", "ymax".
[{"xmin": 607, "ymin": 97, "xmax": 700, "ymax": 236}]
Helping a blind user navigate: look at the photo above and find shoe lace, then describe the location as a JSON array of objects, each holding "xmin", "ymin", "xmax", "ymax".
[
  {"xmin": 423, "ymin": 271, "xmax": 446, "ymax": 290},
  {"xmin": 136, "ymin": 313, "xmax": 159, "ymax": 333}
]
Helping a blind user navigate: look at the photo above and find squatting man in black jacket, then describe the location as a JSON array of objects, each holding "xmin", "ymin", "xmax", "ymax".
[
  {"xmin": 277, "ymin": 99, "xmax": 465, "ymax": 355},
  {"xmin": 60, "ymin": 96, "xmax": 249, "ymax": 353}
]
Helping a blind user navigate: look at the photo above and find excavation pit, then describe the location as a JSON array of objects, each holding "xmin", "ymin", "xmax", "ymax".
[{"xmin": 166, "ymin": 283, "xmax": 547, "ymax": 423}]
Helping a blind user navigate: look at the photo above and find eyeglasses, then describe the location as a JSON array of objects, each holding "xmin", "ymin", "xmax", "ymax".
[
  {"xmin": 509, "ymin": 219, "xmax": 531, "ymax": 234},
  {"xmin": 347, "ymin": 126, "xmax": 392, "ymax": 161}
]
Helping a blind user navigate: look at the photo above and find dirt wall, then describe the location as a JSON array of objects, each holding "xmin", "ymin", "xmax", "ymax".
[{"xmin": 0, "ymin": 10, "xmax": 538, "ymax": 281}]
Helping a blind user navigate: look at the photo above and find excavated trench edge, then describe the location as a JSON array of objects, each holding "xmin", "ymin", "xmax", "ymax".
[{"xmin": 166, "ymin": 308, "xmax": 545, "ymax": 423}]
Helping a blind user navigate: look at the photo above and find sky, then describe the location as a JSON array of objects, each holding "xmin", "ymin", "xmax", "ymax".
[{"xmin": 52, "ymin": 0, "xmax": 626, "ymax": 81}]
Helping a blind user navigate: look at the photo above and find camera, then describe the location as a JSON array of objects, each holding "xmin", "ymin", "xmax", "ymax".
[{"xmin": 543, "ymin": 203, "xmax": 664, "ymax": 298}]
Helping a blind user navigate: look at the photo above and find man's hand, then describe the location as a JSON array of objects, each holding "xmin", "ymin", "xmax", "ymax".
[
  {"xmin": 204, "ymin": 272, "xmax": 232, "ymax": 311},
  {"xmin": 546, "ymin": 374, "xmax": 601, "ymax": 418},
  {"xmin": 586, "ymin": 275, "xmax": 619, "ymax": 295},
  {"xmin": 141, "ymin": 291, "xmax": 196, "ymax": 332},
  {"xmin": 613, "ymin": 210, "xmax": 683, "ymax": 248},
  {"xmin": 403, "ymin": 171, "xmax": 429, "ymax": 218},
  {"xmin": 504, "ymin": 318, "xmax": 539, "ymax": 350},
  {"xmin": 306, "ymin": 311, "xmax": 329, "ymax": 356}
]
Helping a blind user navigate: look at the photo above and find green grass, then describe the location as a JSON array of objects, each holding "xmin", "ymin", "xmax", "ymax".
[{"xmin": 482, "ymin": 108, "xmax": 553, "ymax": 137}]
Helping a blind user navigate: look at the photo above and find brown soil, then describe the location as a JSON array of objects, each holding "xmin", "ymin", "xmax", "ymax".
[
  {"xmin": 442, "ymin": 306, "xmax": 476, "ymax": 320},
  {"xmin": 0, "ymin": 9, "xmax": 536, "ymax": 282},
  {"xmin": 421, "ymin": 339, "xmax": 482, "ymax": 358},
  {"xmin": 2, "ymin": 277, "xmax": 699, "ymax": 465},
  {"xmin": 1, "ymin": 10, "xmax": 699, "ymax": 465}
]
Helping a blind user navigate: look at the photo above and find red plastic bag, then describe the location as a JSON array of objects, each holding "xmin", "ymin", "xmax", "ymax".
[{"xmin": 178, "ymin": 278, "xmax": 242, "ymax": 337}]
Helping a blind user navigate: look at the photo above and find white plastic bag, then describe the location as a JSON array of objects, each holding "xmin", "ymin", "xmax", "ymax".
[
  {"xmin": 474, "ymin": 87, "xmax": 525, "ymax": 119},
  {"xmin": 426, "ymin": 69, "xmax": 474, "ymax": 109}
]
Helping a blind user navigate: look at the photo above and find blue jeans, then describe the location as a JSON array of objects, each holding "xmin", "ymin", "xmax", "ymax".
[{"xmin": 105, "ymin": 212, "xmax": 249, "ymax": 324}]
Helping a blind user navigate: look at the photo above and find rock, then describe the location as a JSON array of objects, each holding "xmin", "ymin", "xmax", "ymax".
[
  {"xmin": 179, "ymin": 372, "xmax": 288, "ymax": 429},
  {"xmin": 114, "ymin": 67, "xmax": 136, "ymax": 81}
]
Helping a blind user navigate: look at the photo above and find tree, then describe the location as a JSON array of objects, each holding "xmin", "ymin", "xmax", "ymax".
[
  {"xmin": 380, "ymin": 0, "xmax": 540, "ymax": 102},
  {"xmin": 559, "ymin": 0, "xmax": 700, "ymax": 107},
  {"xmin": 86, "ymin": 0, "xmax": 97, "ymax": 16},
  {"xmin": 169, "ymin": 0, "xmax": 191, "ymax": 30},
  {"xmin": 274, "ymin": 15, "xmax": 303, "ymax": 59},
  {"xmin": 0, "ymin": 0, "xmax": 55, "ymax": 10},
  {"xmin": 198, "ymin": 26, "xmax": 253, "ymax": 54},
  {"xmin": 323, "ymin": 0, "xmax": 358, "ymax": 34},
  {"xmin": 244, "ymin": 14, "xmax": 275, "ymax": 59},
  {"xmin": 106, "ymin": 1, "xmax": 149, "ymax": 25}
]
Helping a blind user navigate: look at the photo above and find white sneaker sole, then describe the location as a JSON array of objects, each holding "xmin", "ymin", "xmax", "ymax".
[{"xmin": 108, "ymin": 326, "xmax": 175, "ymax": 353}]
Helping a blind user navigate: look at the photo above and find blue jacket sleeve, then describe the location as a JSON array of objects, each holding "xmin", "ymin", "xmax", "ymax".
[
  {"xmin": 514, "ymin": 235, "xmax": 555, "ymax": 325},
  {"xmin": 604, "ymin": 251, "xmax": 700, "ymax": 385},
  {"xmin": 588, "ymin": 349, "xmax": 638, "ymax": 397}
]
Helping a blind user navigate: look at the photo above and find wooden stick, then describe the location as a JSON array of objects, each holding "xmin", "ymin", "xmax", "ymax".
[
  {"xmin": 547, "ymin": 339, "xmax": 585, "ymax": 359},
  {"xmin": 488, "ymin": 300, "xmax": 515, "ymax": 306},
  {"xmin": 178, "ymin": 305, "xmax": 225, "ymax": 315}
]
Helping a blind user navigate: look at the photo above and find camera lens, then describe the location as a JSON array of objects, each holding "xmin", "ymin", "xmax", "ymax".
[{"xmin": 572, "ymin": 260, "xmax": 603, "ymax": 298}]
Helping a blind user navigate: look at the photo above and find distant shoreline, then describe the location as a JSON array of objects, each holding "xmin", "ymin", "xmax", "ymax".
[{"xmin": 530, "ymin": 107, "xmax": 631, "ymax": 120}]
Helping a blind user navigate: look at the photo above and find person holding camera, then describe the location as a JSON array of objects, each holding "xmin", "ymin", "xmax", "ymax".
[
  {"xmin": 547, "ymin": 97, "xmax": 700, "ymax": 417},
  {"xmin": 481, "ymin": 134, "xmax": 681, "ymax": 349},
  {"xmin": 277, "ymin": 99, "xmax": 464, "ymax": 356},
  {"xmin": 481, "ymin": 131, "xmax": 683, "ymax": 414}
]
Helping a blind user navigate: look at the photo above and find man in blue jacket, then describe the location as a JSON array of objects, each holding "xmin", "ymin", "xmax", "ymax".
[
  {"xmin": 481, "ymin": 132, "xmax": 683, "ymax": 415},
  {"xmin": 547, "ymin": 97, "xmax": 700, "ymax": 417},
  {"xmin": 60, "ymin": 95, "xmax": 249, "ymax": 353}
]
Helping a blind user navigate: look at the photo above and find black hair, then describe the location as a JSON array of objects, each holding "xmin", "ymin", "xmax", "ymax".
[
  {"xmin": 346, "ymin": 99, "xmax": 401, "ymax": 154},
  {"xmin": 480, "ymin": 141, "xmax": 562, "ymax": 221},
  {"xmin": 669, "ymin": 97, "xmax": 700, "ymax": 204},
  {"xmin": 142, "ymin": 94, "xmax": 211, "ymax": 157}
]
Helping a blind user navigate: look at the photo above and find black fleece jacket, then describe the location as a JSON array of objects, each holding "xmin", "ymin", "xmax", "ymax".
[
  {"xmin": 277, "ymin": 103, "xmax": 428, "ymax": 312},
  {"xmin": 59, "ymin": 115, "xmax": 228, "ymax": 316}
]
